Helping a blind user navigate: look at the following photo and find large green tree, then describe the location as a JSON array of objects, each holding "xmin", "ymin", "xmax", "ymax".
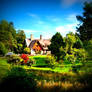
[
  {"xmin": 16, "ymin": 30, "xmax": 26, "ymax": 53},
  {"xmin": 76, "ymin": 2, "xmax": 92, "ymax": 41},
  {"xmin": 0, "ymin": 20, "xmax": 17, "ymax": 52},
  {"xmin": 48, "ymin": 32, "xmax": 65, "ymax": 60}
]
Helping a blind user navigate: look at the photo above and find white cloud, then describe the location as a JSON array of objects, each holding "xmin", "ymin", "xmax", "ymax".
[
  {"xmin": 28, "ymin": 13, "xmax": 39, "ymax": 19},
  {"xmin": 66, "ymin": 13, "xmax": 79, "ymax": 24},
  {"xmin": 42, "ymin": 31, "xmax": 53, "ymax": 39},
  {"xmin": 51, "ymin": 18, "xmax": 60, "ymax": 22},
  {"xmin": 46, "ymin": 16, "xmax": 60, "ymax": 22},
  {"xmin": 23, "ymin": 29, "xmax": 39, "ymax": 33},
  {"xmin": 56, "ymin": 23, "xmax": 77, "ymax": 37},
  {"xmin": 20, "ymin": 29, "xmax": 53, "ymax": 39},
  {"xmin": 37, "ymin": 20, "xmax": 44, "ymax": 24},
  {"xmin": 67, "ymin": 13, "xmax": 76, "ymax": 21}
]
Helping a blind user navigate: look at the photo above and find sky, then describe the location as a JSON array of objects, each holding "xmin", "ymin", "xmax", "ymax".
[{"xmin": 0, "ymin": 0, "xmax": 92, "ymax": 39}]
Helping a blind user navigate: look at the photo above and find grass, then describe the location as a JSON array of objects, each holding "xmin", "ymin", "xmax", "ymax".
[
  {"xmin": 0, "ymin": 57, "xmax": 11, "ymax": 82},
  {"xmin": 28, "ymin": 55, "xmax": 83, "ymax": 73},
  {"xmin": 0, "ymin": 55, "xmax": 92, "ymax": 78},
  {"xmin": 29, "ymin": 55, "xmax": 48, "ymax": 67},
  {"xmin": 0, "ymin": 55, "xmax": 92, "ymax": 92}
]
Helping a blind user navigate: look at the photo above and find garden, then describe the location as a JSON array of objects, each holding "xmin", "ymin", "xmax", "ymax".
[
  {"xmin": 0, "ymin": 53, "xmax": 92, "ymax": 92},
  {"xmin": 0, "ymin": 2, "xmax": 92, "ymax": 92},
  {"xmin": 0, "ymin": 27, "xmax": 92, "ymax": 92}
]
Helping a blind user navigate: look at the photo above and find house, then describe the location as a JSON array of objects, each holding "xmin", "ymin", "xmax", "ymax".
[{"xmin": 25, "ymin": 34, "xmax": 51, "ymax": 55}]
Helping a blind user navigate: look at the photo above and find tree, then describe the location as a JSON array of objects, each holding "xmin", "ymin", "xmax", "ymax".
[
  {"xmin": 0, "ymin": 20, "xmax": 17, "ymax": 52},
  {"xmin": 48, "ymin": 32, "xmax": 65, "ymax": 60},
  {"xmin": 16, "ymin": 30, "xmax": 26, "ymax": 44},
  {"xmin": 16, "ymin": 30, "xmax": 26, "ymax": 53},
  {"xmin": 0, "ymin": 42, "xmax": 7, "ymax": 56},
  {"xmin": 76, "ymin": 2, "xmax": 92, "ymax": 41},
  {"xmin": 73, "ymin": 34, "xmax": 83, "ymax": 49},
  {"xmin": 84, "ymin": 39, "xmax": 92, "ymax": 59},
  {"xmin": 63, "ymin": 32, "xmax": 87, "ymax": 64},
  {"xmin": 65, "ymin": 32, "xmax": 77, "ymax": 54}
]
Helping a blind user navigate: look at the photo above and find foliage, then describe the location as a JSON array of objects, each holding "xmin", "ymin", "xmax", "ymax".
[
  {"xmin": 73, "ymin": 34, "xmax": 83, "ymax": 49},
  {"xmin": 24, "ymin": 47, "xmax": 31, "ymax": 54},
  {"xmin": 0, "ymin": 20, "xmax": 26, "ymax": 54},
  {"xmin": 84, "ymin": 39, "xmax": 92, "ymax": 59},
  {"xmin": 35, "ymin": 50, "xmax": 41, "ymax": 54},
  {"xmin": 0, "ymin": 42, "xmax": 7, "ymax": 56},
  {"xmin": 20, "ymin": 54, "xmax": 29, "ymax": 64},
  {"xmin": 16, "ymin": 30, "xmax": 26, "ymax": 53},
  {"xmin": 65, "ymin": 32, "xmax": 77, "ymax": 54},
  {"xmin": 59, "ymin": 47, "xmax": 66, "ymax": 60},
  {"xmin": 61, "ymin": 32, "xmax": 87, "ymax": 65},
  {"xmin": 48, "ymin": 32, "xmax": 65, "ymax": 60},
  {"xmin": 16, "ymin": 30, "xmax": 26, "ymax": 44},
  {"xmin": 0, "ymin": 20, "xmax": 17, "ymax": 52},
  {"xmin": 74, "ymin": 48, "xmax": 87, "ymax": 64},
  {"xmin": 64, "ymin": 48, "xmax": 87, "ymax": 65},
  {"xmin": 45, "ymin": 55, "xmax": 57, "ymax": 67},
  {"xmin": 29, "ymin": 58, "xmax": 35, "ymax": 64},
  {"xmin": 0, "ymin": 57, "xmax": 11, "ymax": 81},
  {"xmin": 7, "ymin": 54, "xmax": 23, "ymax": 64},
  {"xmin": 0, "ymin": 67, "xmax": 37, "ymax": 91},
  {"xmin": 76, "ymin": 2, "xmax": 92, "ymax": 41},
  {"xmin": 64, "ymin": 54, "xmax": 76, "ymax": 64}
]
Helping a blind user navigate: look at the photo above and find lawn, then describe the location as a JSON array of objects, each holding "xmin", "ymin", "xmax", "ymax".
[
  {"xmin": 0, "ymin": 57, "xmax": 11, "ymax": 82},
  {"xmin": 0, "ymin": 55, "xmax": 92, "ymax": 78},
  {"xmin": 28, "ymin": 55, "xmax": 83, "ymax": 73},
  {"xmin": 0, "ymin": 55, "xmax": 92, "ymax": 92},
  {"xmin": 29, "ymin": 55, "xmax": 48, "ymax": 67}
]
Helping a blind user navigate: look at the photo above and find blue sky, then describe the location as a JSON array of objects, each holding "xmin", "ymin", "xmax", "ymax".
[{"xmin": 0, "ymin": 0, "xmax": 92, "ymax": 38}]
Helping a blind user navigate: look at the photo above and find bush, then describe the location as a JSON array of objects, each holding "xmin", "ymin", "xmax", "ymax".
[
  {"xmin": 29, "ymin": 58, "xmax": 35, "ymax": 64},
  {"xmin": 64, "ymin": 48, "xmax": 87, "ymax": 65},
  {"xmin": 0, "ymin": 42, "xmax": 7, "ymax": 56},
  {"xmin": 20, "ymin": 54, "xmax": 29, "ymax": 64},
  {"xmin": 7, "ymin": 54, "xmax": 23, "ymax": 64},
  {"xmin": 0, "ymin": 67, "xmax": 37, "ymax": 91},
  {"xmin": 84, "ymin": 39, "xmax": 92, "ymax": 60},
  {"xmin": 35, "ymin": 50, "xmax": 41, "ymax": 54},
  {"xmin": 45, "ymin": 55, "xmax": 56, "ymax": 68},
  {"xmin": 74, "ymin": 48, "xmax": 87, "ymax": 65},
  {"xmin": 24, "ymin": 47, "xmax": 31, "ymax": 54},
  {"xmin": 64, "ymin": 54, "xmax": 76, "ymax": 64}
]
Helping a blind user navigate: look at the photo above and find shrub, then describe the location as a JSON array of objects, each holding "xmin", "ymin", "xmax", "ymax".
[
  {"xmin": 74, "ymin": 48, "xmax": 87, "ymax": 65},
  {"xmin": 35, "ymin": 50, "xmax": 41, "ymax": 54},
  {"xmin": 60, "ymin": 47, "xmax": 66, "ymax": 60},
  {"xmin": 64, "ymin": 54, "xmax": 76, "ymax": 64},
  {"xmin": 7, "ymin": 54, "xmax": 23, "ymax": 64},
  {"xmin": 29, "ymin": 58, "xmax": 35, "ymax": 64},
  {"xmin": 0, "ymin": 67, "xmax": 37, "ymax": 91},
  {"xmin": 84, "ymin": 39, "xmax": 92, "ymax": 60},
  {"xmin": 45, "ymin": 55, "xmax": 56, "ymax": 68},
  {"xmin": 64, "ymin": 48, "xmax": 87, "ymax": 65},
  {"xmin": 20, "ymin": 54, "xmax": 29, "ymax": 64},
  {"xmin": 0, "ymin": 42, "xmax": 7, "ymax": 56},
  {"xmin": 24, "ymin": 47, "xmax": 31, "ymax": 54}
]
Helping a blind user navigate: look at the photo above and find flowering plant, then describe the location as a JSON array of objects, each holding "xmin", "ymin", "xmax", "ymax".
[{"xmin": 20, "ymin": 54, "xmax": 29, "ymax": 63}]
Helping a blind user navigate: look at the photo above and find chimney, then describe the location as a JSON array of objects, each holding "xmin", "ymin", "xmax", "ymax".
[
  {"xmin": 40, "ymin": 35, "xmax": 42, "ymax": 40},
  {"xmin": 30, "ymin": 34, "xmax": 33, "ymax": 40}
]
